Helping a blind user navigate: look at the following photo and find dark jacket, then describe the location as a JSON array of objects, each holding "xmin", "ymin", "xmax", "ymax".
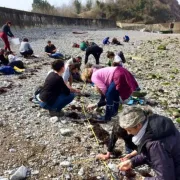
[
  {"xmin": 108, "ymin": 123, "xmax": 137, "ymax": 152},
  {"xmin": 1, "ymin": 24, "xmax": 14, "ymax": 37},
  {"xmin": 0, "ymin": 54, "xmax": 9, "ymax": 66},
  {"xmin": 131, "ymin": 114, "xmax": 180, "ymax": 180},
  {"xmin": 45, "ymin": 44, "xmax": 56, "ymax": 54},
  {"xmin": 40, "ymin": 72, "xmax": 70, "ymax": 105}
]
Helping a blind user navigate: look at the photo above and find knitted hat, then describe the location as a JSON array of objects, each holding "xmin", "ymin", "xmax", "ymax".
[{"xmin": 119, "ymin": 106, "xmax": 146, "ymax": 129}]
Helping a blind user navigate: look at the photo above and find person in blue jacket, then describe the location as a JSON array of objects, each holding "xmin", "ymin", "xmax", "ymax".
[
  {"xmin": 103, "ymin": 37, "xmax": 110, "ymax": 45},
  {"xmin": 123, "ymin": 35, "xmax": 130, "ymax": 42}
]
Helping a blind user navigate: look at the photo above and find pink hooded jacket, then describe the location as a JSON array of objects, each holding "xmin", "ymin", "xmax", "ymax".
[{"xmin": 91, "ymin": 66, "xmax": 138, "ymax": 100}]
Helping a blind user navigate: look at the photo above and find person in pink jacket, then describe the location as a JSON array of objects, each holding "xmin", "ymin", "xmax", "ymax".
[{"xmin": 81, "ymin": 66, "xmax": 139, "ymax": 122}]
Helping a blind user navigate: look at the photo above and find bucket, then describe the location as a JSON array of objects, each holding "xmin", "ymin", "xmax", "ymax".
[{"xmin": 11, "ymin": 38, "xmax": 20, "ymax": 45}]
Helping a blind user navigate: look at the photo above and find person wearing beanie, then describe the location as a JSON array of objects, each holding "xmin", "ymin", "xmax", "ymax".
[
  {"xmin": 0, "ymin": 21, "xmax": 14, "ymax": 51},
  {"xmin": 118, "ymin": 106, "xmax": 180, "ymax": 180}
]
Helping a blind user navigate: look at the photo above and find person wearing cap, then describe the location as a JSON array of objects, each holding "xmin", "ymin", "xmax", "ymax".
[
  {"xmin": 19, "ymin": 38, "xmax": 34, "ymax": 58},
  {"xmin": 0, "ymin": 21, "xmax": 14, "ymax": 51},
  {"xmin": 62, "ymin": 58, "xmax": 81, "ymax": 94},
  {"xmin": 118, "ymin": 106, "xmax": 180, "ymax": 180},
  {"xmin": 45, "ymin": 41, "xmax": 64, "ymax": 59},
  {"xmin": 81, "ymin": 66, "xmax": 138, "ymax": 121}
]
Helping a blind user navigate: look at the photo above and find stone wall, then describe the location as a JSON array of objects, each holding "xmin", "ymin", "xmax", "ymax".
[{"xmin": 0, "ymin": 7, "xmax": 116, "ymax": 28}]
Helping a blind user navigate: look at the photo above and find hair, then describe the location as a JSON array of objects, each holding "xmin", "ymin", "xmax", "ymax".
[
  {"xmin": 51, "ymin": 60, "xmax": 64, "ymax": 72},
  {"xmin": 112, "ymin": 62, "xmax": 120, "ymax": 67},
  {"xmin": 76, "ymin": 56, "xmax": 82, "ymax": 60},
  {"xmin": 81, "ymin": 68, "xmax": 93, "ymax": 82},
  {"xmin": 107, "ymin": 51, "xmax": 115, "ymax": 58},
  {"xmin": 6, "ymin": 21, "xmax": 12, "ymax": 25},
  {"xmin": 47, "ymin": 40, "xmax": 51, "ymax": 44},
  {"xmin": 23, "ymin": 38, "xmax": 28, "ymax": 42},
  {"xmin": 5, "ymin": 51, "xmax": 13, "ymax": 56}
]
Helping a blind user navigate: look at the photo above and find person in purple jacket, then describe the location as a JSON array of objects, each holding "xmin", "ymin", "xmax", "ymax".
[{"xmin": 118, "ymin": 106, "xmax": 180, "ymax": 180}]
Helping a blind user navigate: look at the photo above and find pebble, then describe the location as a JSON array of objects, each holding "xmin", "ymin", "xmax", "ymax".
[
  {"xmin": 78, "ymin": 167, "xmax": 84, "ymax": 176},
  {"xmin": 10, "ymin": 166, "xmax": 28, "ymax": 180},
  {"xmin": 108, "ymin": 163, "xmax": 119, "ymax": 173},
  {"xmin": 50, "ymin": 116, "xmax": 59, "ymax": 123},
  {"xmin": 60, "ymin": 128, "xmax": 74, "ymax": 136},
  {"xmin": 31, "ymin": 170, "xmax": 39, "ymax": 175},
  {"xmin": 60, "ymin": 161, "xmax": 71, "ymax": 167}
]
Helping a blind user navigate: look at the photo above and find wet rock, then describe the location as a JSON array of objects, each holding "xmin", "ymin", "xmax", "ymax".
[
  {"xmin": 78, "ymin": 167, "xmax": 84, "ymax": 176},
  {"xmin": 50, "ymin": 116, "xmax": 59, "ymax": 123},
  {"xmin": 60, "ymin": 161, "xmax": 71, "ymax": 167},
  {"xmin": 10, "ymin": 165, "xmax": 28, "ymax": 180}
]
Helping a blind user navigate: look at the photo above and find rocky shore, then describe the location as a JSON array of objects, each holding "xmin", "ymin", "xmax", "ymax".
[{"xmin": 0, "ymin": 27, "xmax": 179, "ymax": 180}]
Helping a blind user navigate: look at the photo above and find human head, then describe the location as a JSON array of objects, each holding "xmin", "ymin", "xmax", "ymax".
[
  {"xmin": 81, "ymin": 68, "xmax": 93, "ymax": 82},
  {"xmin": 119, "ymin": 106, "xmax": 152, "ymax": 135},
  {"xmin": 113, "ymin": 55, "xmax": 122, "ymax": 66},
  {"xmin": 23, "ymin": 38, "xmax": 29, "ymax": 42},
  {"xmin": 51, "ymin": 60, "xmax": 65, "ymax": 74},
  {"xmin": 107, "ymin": 51, "xmax": 115, "ymax": 59},
  {"xmin": 47, "ymin": 40, "xmax": 52, "ymax": 46},
  {"xmin": 6, "ymin": 21, "xmax": 12, "ymax": 27}
]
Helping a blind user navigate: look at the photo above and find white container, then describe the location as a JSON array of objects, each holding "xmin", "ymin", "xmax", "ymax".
[{"xmin": 11, "ymin": 38, "xmax": 20, "ymax": 45}]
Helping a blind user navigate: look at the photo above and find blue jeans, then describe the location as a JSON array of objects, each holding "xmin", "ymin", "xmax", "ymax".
[
  {"xmin": 40, "ymin": 93, "xmax": 75, "ymax": 111},
  {"xmin": 105, "ymin": 82, "xmax": 120, "ymax": 106},
  {"xmin": 49, "ymin": 53, "xmax": 63, "ymax": 59}
]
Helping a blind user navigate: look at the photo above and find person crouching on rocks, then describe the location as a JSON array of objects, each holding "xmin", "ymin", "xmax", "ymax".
[
  {"xmin": 96, "ymin": 122, "xmax": 137, "ymax": 161},
  {"xmin": 45, "ymin": 40, "xmax": 64, "ymax": 59},
  {"xmin": 37, "ymin": 60, "xmax": 75, "ymax": 117},
  {"xmin": 19, "ymin": 38, "xmax": 34, "ymax": 58},
  {"xmin": 81, "ymin": 66, "xmax": 138, "ymax": 122},
  {"xmin": 118, "ymin": 106, "xmax": 180, "ymax": 180}
]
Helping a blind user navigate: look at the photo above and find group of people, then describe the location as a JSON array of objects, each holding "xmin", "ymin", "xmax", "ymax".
[{"xmin": 1, "ymin": 21, "xmax": 180, "ymax": 180}]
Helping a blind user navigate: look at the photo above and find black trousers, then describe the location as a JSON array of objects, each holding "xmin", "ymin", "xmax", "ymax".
[
  {"xmin": 20, "ymin": 50, "xmax": 33, "ymax": 57},
  {"xmin": 85, "ymin": 47, "xmax": 103, "ymax": 64}
]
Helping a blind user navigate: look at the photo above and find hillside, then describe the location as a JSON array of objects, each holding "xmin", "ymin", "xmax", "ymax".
[{"xmin": 79, "ymin": 0, "xmax": 180, "ymax": 23}]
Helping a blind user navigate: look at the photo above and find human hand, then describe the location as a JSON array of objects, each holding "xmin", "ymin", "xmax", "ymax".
[
  {"xmin": 96, "ymin": 153, "xmax": 110, "ymax": 160},
  {"xmin": 120, "ymin": 154, "xmax": 132, "ymax": 162},
  {"xmin": 118, "ymin": 160, "xmax": 132, "ymax": 171}
]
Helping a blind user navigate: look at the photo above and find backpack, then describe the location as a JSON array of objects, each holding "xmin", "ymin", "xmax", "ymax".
[{"xmin": 0, "ymin": 66, "xmax": 15, "ymax": 75}]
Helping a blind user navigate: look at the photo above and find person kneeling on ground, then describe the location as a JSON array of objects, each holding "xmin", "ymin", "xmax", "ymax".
[
  {"xmin": 103, "ymin": 37, "xmax": 110, "ymax": 45},
  {"xmin": 111, "ymin": 38, "xmax": 122, "ymax": 45},
  {"xmin": 71, "ymin": 56, "xmax": 82, "ymax": 82},
  {"xmin": 45, "ymin": 40, "xmax": 64, "ymax": 59},
  {"xmin": 38, "ymin": 60, "xmax": 75, "ymax": 117},
  {"xmin": 123, "ymin": 35, "xmax": 130, "ymax": 42},
  {"xmin": 6, "ymin": 51, "xmax": 25, "ymax": 69},
  {"xmin": 81, "ymin": 66, "xmax": 138, "ymax": 122},
  {"xmin": 85, "ymin": 45, "xmax": 103, "ymax": 65},
  {"xmin": 80, "ymin": 41, "xmax": 89, "ymax": 51},
  {"xmin": 107, "ymin": 51, "xmax": 125, "ymax": 67},
  {"xmin": 118, "ymin": 106, "xmax": 180, "ymax": 180},
  {"xmin": 19, "ymin": 38, "xmax": 34, "ymax": 58},
  {"xmin": 96, "ymin": 122, "xmax": 137, "ymax": 160}
]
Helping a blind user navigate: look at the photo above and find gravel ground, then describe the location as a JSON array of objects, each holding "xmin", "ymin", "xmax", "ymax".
[{"xmin": 0, "ymin": 27, "xmax": 180, "ymax": 180}]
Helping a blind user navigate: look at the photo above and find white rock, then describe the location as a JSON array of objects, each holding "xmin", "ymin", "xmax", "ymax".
[
  {"xmin": 31, "ymin": 170, "xmax": 39, "ymax": 175},
  {"xmin": 50, "ymin": 117, "xmax": 59, "ymax": 123},
  {"xmin": 60, "ymin": 161, "xmax": 71, "ymax": 167},
  {"xmin": 9, "ymin": 148, "xmax": 16, "ymax": 153},
  {"xmin": 108, "ymin": 163, "xmax": 119, "ymax": 173},
  {"xmin": 78, "ymin": 167, "xmax": 84, "ymax": 176},
  {"xmin": 10, "ymin": 165, "xmax": 28, "ymax": 180},
  {"xmin": 60, "ymin": 129, "xmax": 73, "ymax": 136}
]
